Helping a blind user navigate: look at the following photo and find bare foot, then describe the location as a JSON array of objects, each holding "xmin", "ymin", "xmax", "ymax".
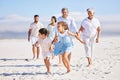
[
  {"xmin": 66, "ymin": 69, "xmax": 71, "ymax": 73},
  {"xmin": 87, "ymin": 64, "xmax": 92, "ymax": 67},
  {"xmin": 32, "ymin": 56, "xmax": 35, "ymax": 59}
]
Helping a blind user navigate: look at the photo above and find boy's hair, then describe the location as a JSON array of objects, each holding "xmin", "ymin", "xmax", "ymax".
[
  {"xmin": 34, "ymin": 15, "xmax": 39, "ymax": 18},
  {"xmin": 57, "ymin": 21, "xmax": 69, "ymax": 30},
  {"xmin": 51, "ymin": 16, "xmax": 57, "ymax": 22},
  {"xmin": 39, "ymin": 28, "xmax": 48, "ymax": 36}
]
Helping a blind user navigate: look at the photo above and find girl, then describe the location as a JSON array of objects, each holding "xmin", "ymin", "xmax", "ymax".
[{"xmin": 52, "ymin": 21, "xmax": 85, "ymax": 73}]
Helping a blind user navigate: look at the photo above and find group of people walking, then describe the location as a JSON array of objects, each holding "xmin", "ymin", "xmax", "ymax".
[{"xmin": 28, "ymin": 8, "xmax": 101, "ymax": 74}]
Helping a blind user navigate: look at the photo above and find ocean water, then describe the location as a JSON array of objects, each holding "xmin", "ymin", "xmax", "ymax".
[
  {"xmin": 0, "ymin": 31, "xmax": 120, "ymax": 39},
  {"xmin": 0, "ymin": 21, "xmax": 120, "ymax": 39}
]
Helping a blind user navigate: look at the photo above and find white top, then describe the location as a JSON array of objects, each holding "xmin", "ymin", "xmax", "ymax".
[
  {"xmin": 37, "ymin": 37, "xmax": 51, "ymax": 54},
  {"xmin": 81, "ymin": 17, "xmax": 100, "ymax": 37},
  {"xmin": 57, "ymin": 16, "xmax": 78, "ymax": 34},
  {"xmin": 30, "ymin": 22, "xmax": 44, "ymax": 37},
  {"xmin": 47, "ymin": 24, "xmax": 56, "ymax": 41},
  {"xmin": 57, "ymin": 30, "xmax": 68, "ymax": 37}
]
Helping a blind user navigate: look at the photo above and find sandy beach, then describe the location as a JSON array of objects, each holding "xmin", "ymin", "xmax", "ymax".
[{"xmin": 0, "ymin": 36, "xmax": 120, "ymax": 80}]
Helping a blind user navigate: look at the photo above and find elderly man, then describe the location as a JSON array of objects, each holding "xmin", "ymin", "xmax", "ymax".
[{"xmin": 78, "ymin": 8, "xmax": 101, "ymax": 67}]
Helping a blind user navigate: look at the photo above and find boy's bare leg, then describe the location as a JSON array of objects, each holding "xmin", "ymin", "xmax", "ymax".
[{"xmin": 44, "ymin": 57, "xmax": 51, "ymax": 73}]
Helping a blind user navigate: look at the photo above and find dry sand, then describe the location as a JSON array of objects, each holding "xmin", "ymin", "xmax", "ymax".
[{"xmin": 0, "ymin": 36, "xmax": 120, "ymax": 80}]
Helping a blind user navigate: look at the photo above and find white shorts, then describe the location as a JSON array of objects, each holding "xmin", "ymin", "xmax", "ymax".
[{"xmin": 30, "ymin": 36, "xmax": 38, "ymax": 45}]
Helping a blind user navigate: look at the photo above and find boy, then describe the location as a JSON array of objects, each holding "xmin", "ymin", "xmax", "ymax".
[{"xmin": 35, "ymin": 28, "xmax": 54, "ymax": 74}]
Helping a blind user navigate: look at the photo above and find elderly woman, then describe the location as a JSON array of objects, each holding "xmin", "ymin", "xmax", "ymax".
[{"xmin": 78, "ymin": 8, "xmax": 101, "ymax": 67}]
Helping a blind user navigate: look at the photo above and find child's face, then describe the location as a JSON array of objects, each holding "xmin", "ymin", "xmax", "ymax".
[
  {"xmin": 57, "ymin": 24, "xmax": 64, "ymax": 32},
  {"xmin": 38, "ymin": 33, "xmax": 46, "ymax": 39}
]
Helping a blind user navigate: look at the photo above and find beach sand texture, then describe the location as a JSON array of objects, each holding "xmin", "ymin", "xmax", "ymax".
[{"xmin": 0, "ymin": 37, "xmax": 120, "ymax": 80}]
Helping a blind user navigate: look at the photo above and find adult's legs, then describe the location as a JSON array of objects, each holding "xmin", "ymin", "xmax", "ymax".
[
  {"xmin": 32, "ymin": 45, "xmax": 36, "ymax": 59},
  {"xmin": 87, "ymin": 57, "xmax": 92, "ymax": 67},
  {"xmin": 84, "ymin": 38, "xmax": 92, "ymax": 66},
  {"xmin": 37, "ymin": 47, "xmax": 40, "ymax": 59}
]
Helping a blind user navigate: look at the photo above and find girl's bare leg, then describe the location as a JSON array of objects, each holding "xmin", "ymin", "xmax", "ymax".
[
  {"xmin": 62, "ymin": 53, "xmax": 71, "ymax": 73},
  {"xmin": 68, "ymin": 52, "xmax": 71, "ymax": 62}
]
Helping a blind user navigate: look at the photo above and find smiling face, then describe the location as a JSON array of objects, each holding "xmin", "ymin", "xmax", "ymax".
[
  {"xmin": 62, "ymin": 9, "xmax": 68, "ymax": 18},
  {"xmin": 57, "ymin": 23, "xmax": 64, "ymax": 33},
  {"xmin": 88, "ymin": 10, "xmax": 94, "ymax": 20},
  {"xmin": 34, "ymin": 16, "xmax": 39, "ymax": 23}
]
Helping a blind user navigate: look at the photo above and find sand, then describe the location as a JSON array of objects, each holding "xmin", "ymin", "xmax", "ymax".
[{"xmin": 0, "ymin": 36, "xmax": 120, "ymax": 80}]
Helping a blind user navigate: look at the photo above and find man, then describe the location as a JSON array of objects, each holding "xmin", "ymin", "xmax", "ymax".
[
  {"xmin": 78, "ymin": 8, "xmax": 101, "ymax": 67},
  {"xmin": 28, "ymin": 15, "xmax": 44, "ymax": 59},
  {"xmin": 56, "ymin": 8, "xmax": 78, "ymax": 66}
]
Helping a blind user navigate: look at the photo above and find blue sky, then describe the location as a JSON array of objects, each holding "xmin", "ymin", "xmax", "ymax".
[
  {"xmin": 0, "ymin": 0, "xmax": 120, "ymax": 36},
  {"xmin": 0, "ymin": 0, "xmax": 120, "ymax": 17}
]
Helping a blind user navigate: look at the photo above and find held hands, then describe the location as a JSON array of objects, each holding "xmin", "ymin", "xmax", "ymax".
[
  {"xmin": 79, "ymin": 40, "xmax": 86, "ymax": 44},
  {"xmin": 75, "ymin": 34, "xmax": 85, "ymax": 44},
  {"xmin": 49, "ymin": 44, "xmax": 54, "ymax": 52}
]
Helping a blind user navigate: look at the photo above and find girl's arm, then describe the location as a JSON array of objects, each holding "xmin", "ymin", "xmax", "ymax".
[
  {"xmin": 67, "ymin": 30, "xmax": 85, "ymax": 44},
  {"xmin": 49, "ymin": 44, "xmax": 54, "ymax": 51},
  {"xmin": 51, "ymin": 34, "xmax": 58, "ymax": 45}
]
